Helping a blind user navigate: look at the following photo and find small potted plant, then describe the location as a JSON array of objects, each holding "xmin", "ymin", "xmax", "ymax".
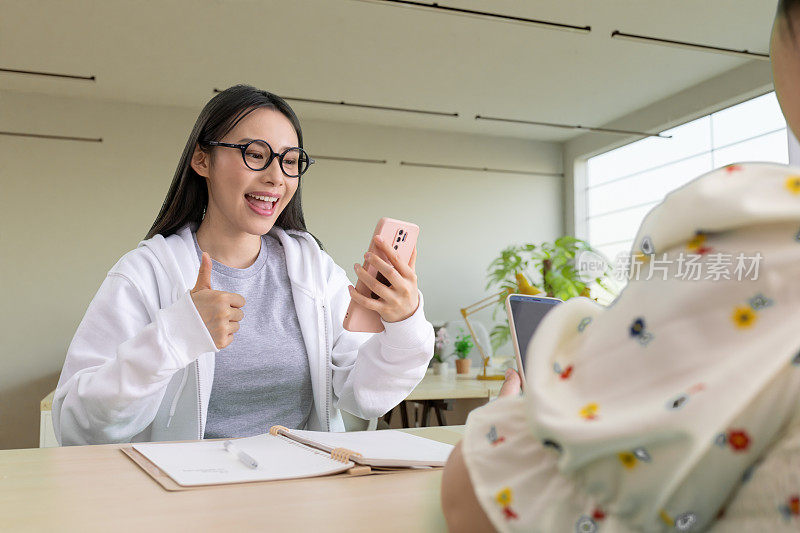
[
  {"xmin": 453, "ymin": 331, "xmax": 474, "ymax": 374},
  {"xmin": 432, "ymin": 327, "xmax": 450, "ymax": 375}
]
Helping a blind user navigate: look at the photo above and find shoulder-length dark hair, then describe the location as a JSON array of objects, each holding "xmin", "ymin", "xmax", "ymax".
[{"xmin": 145, "ymin": 85, "xmax": 321, "ymax": 248}]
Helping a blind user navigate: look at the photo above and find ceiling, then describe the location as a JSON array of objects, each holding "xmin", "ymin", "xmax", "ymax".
[{"xmin": 0, "ymin": 0, "xmax": 779, "ymax": 142}]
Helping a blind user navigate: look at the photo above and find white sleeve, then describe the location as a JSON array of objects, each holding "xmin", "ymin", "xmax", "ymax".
[
  {"xmin": 326, "ymin": 263, "xmax": 434, "ymax": 420},
  {"xmin": 53, "ymin": 273, "xmax": 217, "ymax": 445}
]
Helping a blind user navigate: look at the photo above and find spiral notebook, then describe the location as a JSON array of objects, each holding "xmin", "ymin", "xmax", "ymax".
[{"xmin": 125, "ymin": 425, "xmax": 455, "ymax": 489}]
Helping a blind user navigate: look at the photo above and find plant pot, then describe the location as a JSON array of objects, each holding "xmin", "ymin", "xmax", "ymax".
[
  {"xmin": 432, "ymin": 361, "xmax": 447, "ymax": 375},
  {"xmin": 455, "ymin": 358, "xmax": 471, "ymax": 374}
]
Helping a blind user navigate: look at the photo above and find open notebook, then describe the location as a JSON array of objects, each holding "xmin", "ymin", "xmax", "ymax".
[{"xmin": 128, "ymin": 425, "xmax": 455, "ymax": 488}]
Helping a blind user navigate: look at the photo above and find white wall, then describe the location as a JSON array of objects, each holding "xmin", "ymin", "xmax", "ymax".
[
  {"xmin": 0, "ymin": 89, "xmax": 563, "ymax": 449},
  {"xmin": 300, "ymin": 119, "xmax": 563, "ymax": 323}
]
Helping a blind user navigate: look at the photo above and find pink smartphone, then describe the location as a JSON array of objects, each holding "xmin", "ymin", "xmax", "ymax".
[{"xmin": 343, "ymin": 217, "xmax": 420, "ymax": 333}]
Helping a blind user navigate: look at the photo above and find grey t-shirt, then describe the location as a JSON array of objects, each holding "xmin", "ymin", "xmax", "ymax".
[{"xmin": 193, "ymin": 231, "xmax": 313, "ymax": 439}]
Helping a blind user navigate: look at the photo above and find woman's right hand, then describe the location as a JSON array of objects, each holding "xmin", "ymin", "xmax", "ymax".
[{"xmin": 190, "ymin": 251, "xmax": 245, "ymax": 349}]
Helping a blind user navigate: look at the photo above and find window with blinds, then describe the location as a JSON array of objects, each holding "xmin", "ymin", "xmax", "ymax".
[{"xmin": 585, "ymin": 92, "xmax": 788, "ymax": 264}]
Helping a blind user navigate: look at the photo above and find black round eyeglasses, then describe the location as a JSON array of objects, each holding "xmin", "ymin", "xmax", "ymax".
[{"xmin": 200, "ymin": 139, "xmax": 315, "ymax": 177}]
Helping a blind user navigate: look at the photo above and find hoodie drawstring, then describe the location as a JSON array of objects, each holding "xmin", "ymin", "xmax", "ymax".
[{"xmin": 166, "ymin": 366, "xmax": 189, "ymax": 428}]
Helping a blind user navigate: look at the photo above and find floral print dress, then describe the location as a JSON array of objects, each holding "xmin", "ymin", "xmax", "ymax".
[{"xmin": 461, "ymin": 163, "xmax": 800, "ymax": 532}]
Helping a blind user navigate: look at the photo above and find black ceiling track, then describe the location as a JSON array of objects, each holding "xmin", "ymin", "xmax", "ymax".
[
  {"xmin": 474, "ymin": 115, "xmax": 671, "ymax": 139},
  {"xmin": 611, "ymin": 31, "xmax": 769, "ymax": 60},
  {"xmin": 354, "ymin": 0, "xmax": 590, "ymax": 33},
  {"xmin": 313, "ymin": 155, "xmax": 387, "ymax": 164},
  {"xmin": 400, "ymin": 161, "xmax": 563, "ymax": 177},
  {"xmin": 0, "ymin": 131, "xmax": 102, "ymax": 142},
  {"xmin": 213, "ymin": 89, "xmax": 458, "ymax": 117},
  {"xmin": 0, "ymin": 67, "xmax": 96, "ymax": 81}
]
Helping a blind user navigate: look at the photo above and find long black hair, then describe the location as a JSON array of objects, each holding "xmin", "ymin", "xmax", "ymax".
[{"xmin": 145, "ymin": 85, "xmax": 321, "ymax": 247}]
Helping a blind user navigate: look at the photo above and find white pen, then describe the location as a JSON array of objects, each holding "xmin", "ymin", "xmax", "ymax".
[{"xmin": 223, "ymin": 440, "xmax": 259, "ymax": 469}]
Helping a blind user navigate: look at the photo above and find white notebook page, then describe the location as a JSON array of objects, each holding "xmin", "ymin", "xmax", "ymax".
[
  {"xmin": 288, "ymin": 429, "xmax": 455, "ymax": 467},
  {"xmin": 133, "ymin": 433, "xmax": 352, "ymax": 486}
]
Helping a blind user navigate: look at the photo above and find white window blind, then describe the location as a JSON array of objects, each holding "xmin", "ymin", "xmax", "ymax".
[{"xmin": 585, "ymin": 92, "xmax": 788, "ymax": 263}]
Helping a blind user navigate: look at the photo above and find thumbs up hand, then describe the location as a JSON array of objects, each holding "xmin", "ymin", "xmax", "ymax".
[{"xmin": 190, "ymin": 252, "xmax": 245, "ymax": 350}]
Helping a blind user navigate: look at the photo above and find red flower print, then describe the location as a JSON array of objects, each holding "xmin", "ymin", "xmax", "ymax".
[
  {"xmin": 486, "ymin": 425, "xmax": 506, "ymax": 446},
  {"xmin": 695, "ymin": 246, "xmax": 713, "ymax": 255},
  {"xmin": 779, "ymin": 495, "xmax": 799, "ymax": 520},
  {"xmin": 560, "ymin": 365, "xmax": 574, "ymax": 380},
  {"xmin": 725, "ymin": 164, "xmax": 743, "ymax": 173},
  {"xmin": 728, "ymin": 429, "xmax": 751, "ymax": 452},
  {"xmin": 686, "ymin": 231, "xmax": 713, "ymax": 256},
  {"xmin": 502, "ymin": 507, "xmax": 519, "ymax": 520},
  {"xmin": 592, "ymin": 508, "xmax": 606, "ymax": 521},
  {"xmin": 687, "ymin": 383, "xmax": 706, "ymax": 394}
]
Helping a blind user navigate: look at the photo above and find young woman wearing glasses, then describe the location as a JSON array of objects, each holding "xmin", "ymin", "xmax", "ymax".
[{"xmin": 53, "ymin": 85, "xmax": 434, "ymax": 445}]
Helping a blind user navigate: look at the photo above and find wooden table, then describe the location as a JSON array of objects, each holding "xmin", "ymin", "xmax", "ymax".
[
  {"xmin": 406, "ymin": 369, "xmax": 504, "ymax": 401},
  {"xmin": 388, "ymin": 369, "xmax": 504, "ymax": 427},
  {"xmin": 0, "ymin": 426, "xmax": 464, "ymax": 532},
  {"xmin": 39, "ymin": 390, "xmax": 56, "ymax": 447}
]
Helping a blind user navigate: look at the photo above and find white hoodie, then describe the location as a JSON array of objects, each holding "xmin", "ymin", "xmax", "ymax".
[{"xmin": 53, "ymin": 221, "xmax": 434, "ymax": 445}]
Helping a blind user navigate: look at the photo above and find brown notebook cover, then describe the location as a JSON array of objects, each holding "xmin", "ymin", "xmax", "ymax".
[{"xmin": 121, "ymin": 445, "xmax": 373, "ymax": 492}]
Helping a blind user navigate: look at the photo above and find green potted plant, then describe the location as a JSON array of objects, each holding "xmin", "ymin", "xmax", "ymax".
[
  {"xmin": 453, "ymin": 330, "xmax": 474, "ymax": 374},
  {"xmin": 486, "ymin": 236, "xmax": 617, "ymax": 352}
]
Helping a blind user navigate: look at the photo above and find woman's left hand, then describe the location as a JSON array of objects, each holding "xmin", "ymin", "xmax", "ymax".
[
  {"xmin": 349, "ymin": 235, "xmax": 420, "ymax": 323},
  {"xmin": 498, "ymin": 368, "xmax": 522, "ymax": 397}
]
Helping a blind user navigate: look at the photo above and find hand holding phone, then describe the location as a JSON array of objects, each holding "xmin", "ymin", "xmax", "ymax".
[{"xmin": 344, "ymin": 218, "xmax": 420, "ymax": 332}]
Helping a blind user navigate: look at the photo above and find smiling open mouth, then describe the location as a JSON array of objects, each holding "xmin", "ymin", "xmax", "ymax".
[{"xmin": 245, "ymin": 193, "xmax": 277, "ymax": 215}]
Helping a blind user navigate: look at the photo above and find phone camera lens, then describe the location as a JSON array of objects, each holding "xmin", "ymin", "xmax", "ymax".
[
  {"xmin": 396, "ymin": 237, "xmax": 401, "ymax": 242},
  {"xmin": 399, "ymin": 229, "xmax": 404, "ymax": 235},
  {"xmin": 394, "ymin": 245, "xmax": 398, "ymax": 250}
]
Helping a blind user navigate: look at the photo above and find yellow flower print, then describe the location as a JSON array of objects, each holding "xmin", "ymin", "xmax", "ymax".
[
  {"xmin": 579, "ymin": 402, "xmax": 599, "ymax": 420},
  {"xmin": 618, "ymin": 452, "xmax": 637, "ymax": 469},
  {"xmin": 687, "ymin": 233, "xmax": 706, "ymax": 250},
  {"xmin": 732, "ymin": 306, "xmax": 757, "ymax": 329},
  {"xmin": 496, "ymin": 487, "xmax": 513, "ymax": 506},
  {"xmin": 786, "ymin": 176, "xmax": 800, "ymax": 195}
]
